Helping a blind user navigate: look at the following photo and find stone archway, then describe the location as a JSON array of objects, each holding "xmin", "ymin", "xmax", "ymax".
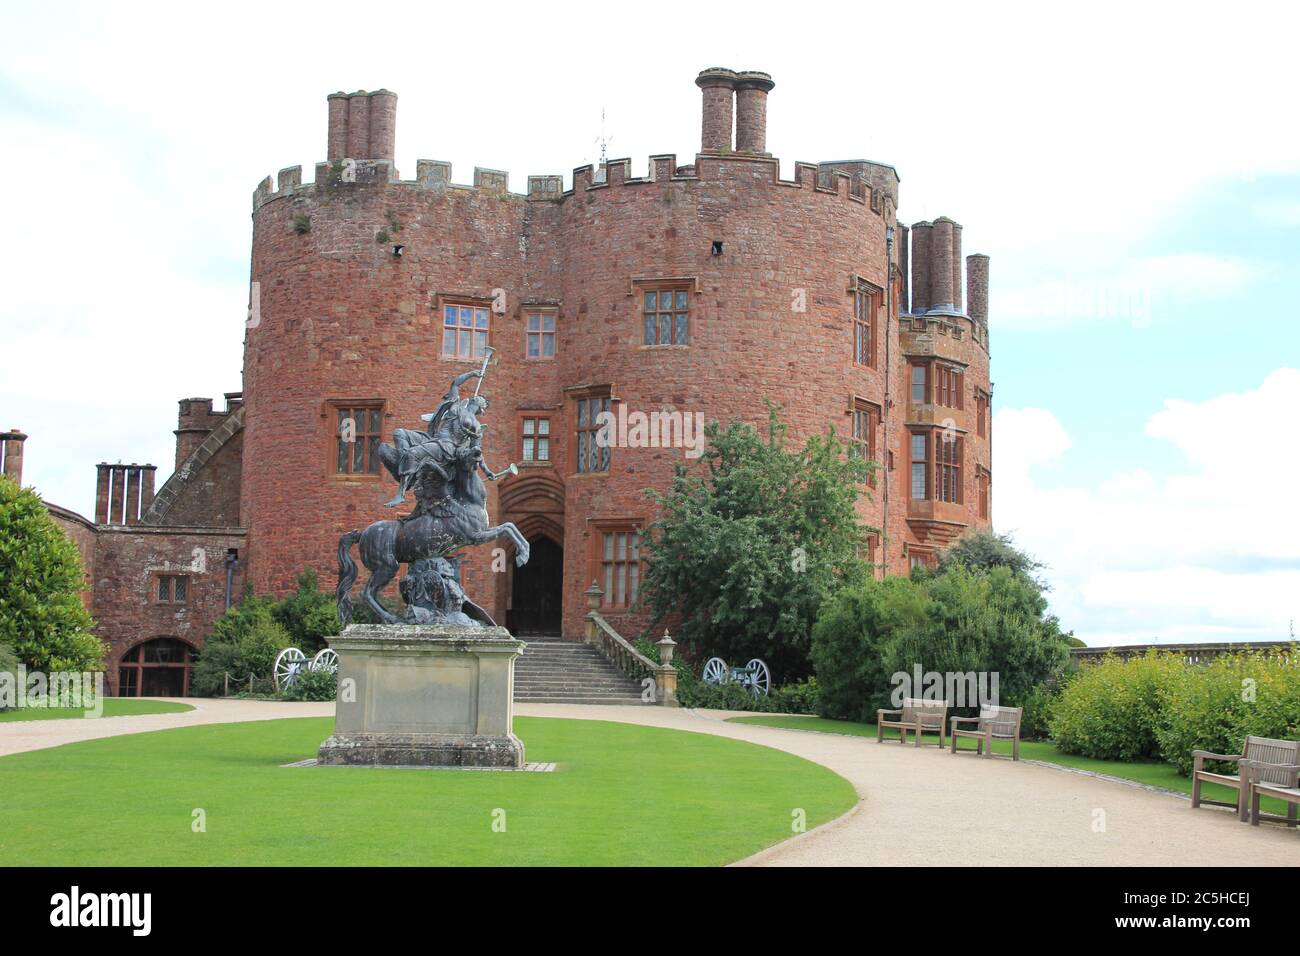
[
  {"xmin": 116, "ymin": 637, "xmax": 196, "ymax": 697},
  {"xmin": 508, "ymin": 534, "xmax": 564, "ymax": 635},
  {"xmin": 497, "ymin": 472, "xmax": 566, "ymax": 634}
]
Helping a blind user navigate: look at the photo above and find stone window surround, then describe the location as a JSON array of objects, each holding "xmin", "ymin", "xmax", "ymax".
[
  {"xmin": 629, "ymin": 276, "xmax": 700, "ymax": 350},
  {"xmin": 850, "ymin": 275, "xmax": 883, "ymax": 369},
  {"xmin": 588, "ymin": 519, "xmax": 643, "ymax": 610},
  {"xmin": 323, "ymin": 398, "xmax": 386, "ymax": 481}
]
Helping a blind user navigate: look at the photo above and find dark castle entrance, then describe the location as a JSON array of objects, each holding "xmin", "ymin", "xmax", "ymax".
[{"xmin": 509, "ymin": 536, "xmax": 562, "ymax": 636}]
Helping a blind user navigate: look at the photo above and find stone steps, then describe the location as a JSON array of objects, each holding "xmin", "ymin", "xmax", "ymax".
[{"xmin": 512, "ymin": 638, "xmax": 651, "ymax": 705}]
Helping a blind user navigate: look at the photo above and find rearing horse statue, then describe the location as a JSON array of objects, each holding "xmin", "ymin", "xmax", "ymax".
[{"xmin": 336, "ymin": 435, "xmax": 530, "ymax": 626}]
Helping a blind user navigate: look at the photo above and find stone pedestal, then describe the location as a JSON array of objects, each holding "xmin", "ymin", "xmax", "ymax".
[{"xmin": 317, "ymin": 624, "xmax": 526, "ymax": 768}]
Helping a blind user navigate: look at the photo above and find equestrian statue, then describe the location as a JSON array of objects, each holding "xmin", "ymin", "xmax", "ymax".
[{"xmin": 336, "ymin": 347, "xmax": 528, "ymax": 626}]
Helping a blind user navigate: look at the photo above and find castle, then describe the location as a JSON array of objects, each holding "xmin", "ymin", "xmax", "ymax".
[{"xmin": 10, "ymin": 67, "xmax": 994, "ymax": 696}]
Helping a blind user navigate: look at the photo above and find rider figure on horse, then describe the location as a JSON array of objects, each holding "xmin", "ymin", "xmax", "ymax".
[{"xmin": 381, "ymin": 369, "xmax": 488, "ymax": 508}]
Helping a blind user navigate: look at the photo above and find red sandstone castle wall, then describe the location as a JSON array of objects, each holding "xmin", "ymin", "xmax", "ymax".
[
  {"xmin": 241, "ymin": 77, "xmax": 992, "ymax": 641},
  {"xmin": 88, "ymin": 527, "xmax": 246, "ymax": 694}
]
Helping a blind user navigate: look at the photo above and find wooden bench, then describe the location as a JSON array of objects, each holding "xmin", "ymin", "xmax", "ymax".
[
  {"xmin": 877, "ymin": 698, "xmax": 948, "ymax": 748},
  {"xmin": 949, "ymin": 705, "xmax": 1023, "ymax": 760},
  {"xmin": 1246, "ymin": 763, "xmax": 1300, "ymax": 829},
  {"xmin": 1191, "ymin": 735, "xmax": 1300, "ymax": 823}
]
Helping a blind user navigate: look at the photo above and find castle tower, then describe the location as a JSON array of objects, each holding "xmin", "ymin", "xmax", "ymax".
[{"xmin": 241, "ymin": 69, "xmax": 992, "ymax": 635}]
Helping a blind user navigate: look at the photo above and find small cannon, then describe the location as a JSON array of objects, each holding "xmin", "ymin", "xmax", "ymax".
[
  {"xmin": 701, "ymin": 656, "xmax": 771, "ymax": 696},
  {"xmin": 273, "ymin": 648, "xmax": 339, "ymax": 692}
]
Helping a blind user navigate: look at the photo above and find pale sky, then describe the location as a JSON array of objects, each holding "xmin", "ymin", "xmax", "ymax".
[{"xmin": 3, "ymin": 0, "xmax": 1298, "ymax": 645}]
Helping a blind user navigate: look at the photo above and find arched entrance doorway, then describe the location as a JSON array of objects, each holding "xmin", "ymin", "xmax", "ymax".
[
  {"xmin": 117, "ymin": 638, "xmax": 194, "ymax": 697},
  {"xmin": 509, "ymin": 536, "xmax": 563, "ymax": 636}
]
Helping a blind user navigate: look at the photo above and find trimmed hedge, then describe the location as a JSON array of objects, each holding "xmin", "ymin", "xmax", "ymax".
[
  {"xmin": 1050, "ymin": 650, "xmax": 1300, "ymax": 773},
  {"xmin": 1050, "ymin": 653, "xmax": 1179, "ymax": 761},
  {"xmin": 1157, "ymin": 652, "xmax": 1300, "ymax": 775}
]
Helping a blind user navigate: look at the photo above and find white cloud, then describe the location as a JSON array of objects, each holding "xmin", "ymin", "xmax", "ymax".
[
  {"xmin": 1252, "ymin": 199, "xmax": 1300, "ymax": 226},
  {"xmin": 995, "ymin": 369, "xmax": 1300, "ymax": 645},
  {"xmin": 3, "ymin": 0, "xmax": 1299, "ymax": 514}
]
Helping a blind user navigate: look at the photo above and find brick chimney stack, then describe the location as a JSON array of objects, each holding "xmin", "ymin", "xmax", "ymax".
[
  {"xmin": 95, "ymin": 462, "xmax": 154, "ymax": 524},
  {"xmin": 1, "ymin": 428, "xmax": 26, "ymax": 485},
  {"xmin": 897, "ymin": 224, "xmax": 911, "ymax": 314},
  {"xmin": 327, "ymin": 92, "xmax": 350, "ymax": 161},
  {"xmin": 367, "ymin": 89, "xmax": 397, "ymax": 163},
  {"xmin": 141, "ymin": 464, "xmax": 157, "ymax": 516},
  {"xmin": 109, "ymin": 465, "xmax": 126, "ymax": 525},
  {"xmin": 327, "ymin": 89, "xmax": 398, "ymax": 162},
  {"xmin": 95, "ymin": 463, "xmax": 111, "ymax": 523},
  {"xmin": 950, "ymin": 222, "xmax": 964, "ymax": 313},
  {"xmin": 967, "ymin": 253, "xmax": 990, "ymax": 326},
  {"xmin": 734, "ymin": 71, "xmax": 775, "ymax": 154},
  {"xmin": 695, "ymin": 68, "xmax": 737, "ymax": 153},
  {"xmin": 930, "ymin": 218, "xmax": 956, "ymax": 310},
  {"xmin": 910, "ymin": 221, "xmax": 933, "ymax": 313}
]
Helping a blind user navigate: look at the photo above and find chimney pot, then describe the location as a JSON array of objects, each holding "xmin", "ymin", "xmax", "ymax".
[
  {"xmin": 1, "ymin": 428, "xmax": 27, "ymax": 486},
  {"xmin": 734, "ymin": 70, "xmax": 775, "ymax": 154},
  {"xmin": 695, "ymin": 68, "xmax": 738, "ymax": 153},
  {"xmin": 967, "ymin": 253, "xmax": 990, "ymax": 327}
]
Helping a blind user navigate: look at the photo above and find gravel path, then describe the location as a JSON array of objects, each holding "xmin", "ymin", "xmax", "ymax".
[{"xmin": 3, "ymin": 699, "xmax": 1294, "ymax": 865}]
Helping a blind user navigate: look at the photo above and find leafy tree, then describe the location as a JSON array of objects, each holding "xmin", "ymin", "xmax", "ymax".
[
  {"xmin": 811, "ymin": 576, "xmax": 930, "ymax": 722},
  {"xmin": 0, "ymin": 642, "xmax": 19, "ymax": 711},
  {"xmin": 272, "ymin": 568, "xmax": 340, "ymax": 651},
  {"xmin": 192, "ymin": 592, "xmax": 293, "ymax": 696},
  {"xmin": 895, "ymin": 564, "xmax": 1070, "ymax": 709},
  {"xmin": 639, "ymin": 405, "xmax": 873, "ymax": 678},
  {"xmin": 937, "ymin": 530, "xmax": 1043, "ymax": 579},
  {"xmin": 811, "ymin": 564, "xmax": 1070, "ymax": 721},
  {"xmin": 0, "ymin": 476, "xmax": 104, "ymax": 672}
]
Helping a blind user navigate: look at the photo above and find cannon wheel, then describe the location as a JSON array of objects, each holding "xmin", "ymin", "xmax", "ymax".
[
  {"xmin": 702, "ymin": 657, "xmax": 729, "ymax": 686},
  {"xmin": 311, "ymin": 648, "xmax": 339, "ymax": 674},
  {"xmin": 745, "ymin": 658, "xmax": 771, "ymax": 696},
  {"xmin": 273, "ymin": 647, "xmax": 307, "ymax": 691}
]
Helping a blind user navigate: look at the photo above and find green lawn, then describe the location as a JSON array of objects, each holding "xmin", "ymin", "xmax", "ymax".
[
  {"xmin": 0, "ymin": 716, "xmax": 855, "ymax": 866},
  {"xmin": 0, "ymin": 699, "xmax": 194, "ymax": 722},
  {"xmin": 727, "ymin": 714, "xmax": 1291, "ymax": 816}
]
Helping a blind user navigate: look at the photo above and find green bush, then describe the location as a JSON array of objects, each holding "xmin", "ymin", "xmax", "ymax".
[
  {"xmin": 1050, "ymin": 652, "xmax": 1181, "ymax": 761},
  {"xmin": 0, "ymin": 641, "xmax": 19, "ymax": 711},
  {"xmin": 192, "ymin": 597, "xmax": 294, "ymax": 697},
  {"xmin": 676, "ymin": 679, "xmax": 814, "ymax": 713},
  {"xmin": 810, "ymin": 562, "xmax": 1068, "ymax": 724},
  {"xmin": 772, "ymin": 677, "xmax": 819, "ymax": 714},
  {"xmin": 281, "ymin": 664, "xmax": 337, "ymax": 702},
  {"xmin": 1156, "ymin": 652, "xmax": 1300, "ymax": 775},
  {"xmin": 938, "ymin": 530, "xmax": 1042, "ymax": 577},
  {"xmin": 1049, "ymin": 650, "xmax": 1300, "ymax": 773},
  {"xmin": 0, "ymin": 476, "xmax": 105, "ymax": 672},
  {"xmin": 272, "ymin": 569, "xmax": 340, "ymax": 652},
  {"xmin": 810, "ymin": 577, "xmax": 924, "ymax": 722},
  {"xmin": 636, "ymin": 637, "xmax": 816, "ymax": 712},
  {"xmin": 1017, "ymin": 683, "xmax": 1058, "ymax": 740}
]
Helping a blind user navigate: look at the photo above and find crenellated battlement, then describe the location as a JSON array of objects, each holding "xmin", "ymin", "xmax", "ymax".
[
  {"xmin": 252, "ymin": 151, "xmax": 897, "ymax": 218},
  {"xmin": 251, "ymin": 69, "xmax": 899, "ymax": 221}
]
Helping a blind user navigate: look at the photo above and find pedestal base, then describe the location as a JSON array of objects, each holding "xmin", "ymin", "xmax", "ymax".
[
  {"xmin": 317, "ymin": 731, "xmax": 525, "ymax": 768},
  {"xmin": 316, "ymin": 623, "xmax": 526, "ymax": 769}
]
